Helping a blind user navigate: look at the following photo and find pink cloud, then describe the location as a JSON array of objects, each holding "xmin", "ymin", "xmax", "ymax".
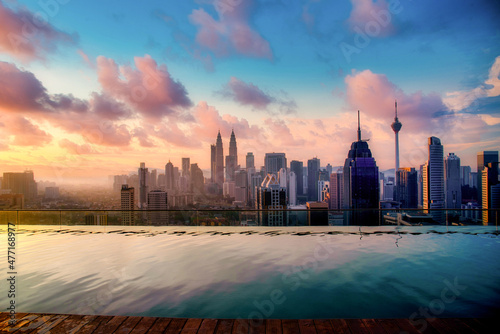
[
  {"xmin": 0, "ymin": 61, "xmax": 50, "ymax": 111},
  {"xmin": 347, "ymin": 0, "xmax": 396, "ymax": 37},
  {"xmin": 8, "ymin": 116, "xmax": 52, "ymax": 146},
  {"xmin": 219, "ymin": 76, "xmax": 296, "ymax": 114},
  {"xmin": 59, "ymin": 139, "xmax": 98, "ymax": 155},
  {"xmin": 0, "ymin": 2, "xmax": 76, "ymax": 62},
  {"xmin": 189, "ymin": 1, "xmax": 272, "ymax": 59},
  {"xmin": 97, "ymin": 55, "xmax": 192, "ymax": 119},
  {"xmin": 344, "ymin": 69, "xmax": 448, "ymax": 133},
  {"xmin": 222, "ymin": 76, "xmax": 273, "ymax": 109},
  {"xmin": 264, "ymin": 118, "xmax": 306, "ymax": 147}
]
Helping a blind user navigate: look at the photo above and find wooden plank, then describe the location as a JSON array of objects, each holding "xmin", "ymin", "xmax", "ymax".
[
  {"xmin": 375, "ymin": 319, "xmax": 401, "ymax": 334},
  {"xmin": 0, "ymin": 313, "xmax": 33, "ymax": 331},
  {"xmin": 266, "ymin": 319, "xmax": 282, "ymax": 334},
  {"xmin": 345, "ymin": 319, "xmax": 369, "ymax": 334},
  {"xmin": 113, "ymin": 316, "xmax": 143, "ymax": 334},
  {"xmin": 147, "ymin": 317, "xmax": 173, "ymax": 333},
  {"xmin": 216, "ymin": 319, "xmax": 234, "ymax": 334},
  {"xmin": 198, "ymin": 319, "xmax": 218, "ymax": 334},
  {"xmin": 248, "ymin": 318, "xmax": 266, "ymax": 334},
  {"xmin": 329, "ymin": 319, "xmax": 349, "ymax": 334},
  {"xmin": 28, "ymin": 314, "xmax": 70, "ymax": 334},
  {"xmin": 460, "ymin": 318, "xmax": 488, "ymax": 333},
  {"xmin": 165, "ymin": 318, "xmax": 188, "ymax": 334},
  {"xmin": 47, "ymin": 314, "xmax": 89, "ymax": 334},
  {"xmin": 440, "ymin": 319, "xmax": 477, "ymax": 334},
  {"xmin": 1, "ymin": 313, "xmax": 42, "ymax": 333},
  {"xmin": 92, "ymin": 315, "xmax": 127, "ymax": 334},
  {"xmin": 312, "ymin": 320, "xmax": 333, "ymax": 334},
  {"xmin": 298, "ymin": 319, "xmax": 316, "ymax": 334},
  {"xmin": 362, "ymin": 319, "xmax": 387, "ymax": 334},
  {"xmin": 473, "ymin": 318, "xmax": 495, "ymax": 332},
  {"xmin": 131, "ymin": 317, "xmax": 157, "ymax": 333},
  {"xmin": 231, "ymin": 319, "xmax": 248, "ymax": 334},
  {"xmin": 428, "ymin": 318, "xmax": 462, "ymax": 334},
  {"xmin": 282, "ymin": 319, "xmax": 300, "ymax": 334},
  {"xmin": 180, "ymin": 318, "xmax": 202, "ymax": 334},
  {"xmin": 394, "ymin": 318, "xmax": 425, "ymax": 334},
  {"xmin": 76, "ymin": 315, "xmax": 114, "ymax": 334}
]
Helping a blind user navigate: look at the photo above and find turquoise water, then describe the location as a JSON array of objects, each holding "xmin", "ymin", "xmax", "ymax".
[{"xmin": 1, "ymin": 225, "xmax": 499, "ymax": 319}]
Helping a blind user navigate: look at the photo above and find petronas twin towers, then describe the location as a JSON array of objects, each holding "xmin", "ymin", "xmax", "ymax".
[{"xmin": 211, "ymin": 130, "xmax": 237, "ymax": 192}]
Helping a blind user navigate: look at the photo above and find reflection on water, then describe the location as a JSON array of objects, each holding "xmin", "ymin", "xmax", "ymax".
[{"xmin": 1, "ymin": 225, "xmax": 499, "ymax": 319}]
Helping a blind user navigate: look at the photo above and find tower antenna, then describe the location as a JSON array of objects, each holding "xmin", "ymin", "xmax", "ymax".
[{"xmin": 357, "ymin": 110, "xmax": 361, "ymax": 141}]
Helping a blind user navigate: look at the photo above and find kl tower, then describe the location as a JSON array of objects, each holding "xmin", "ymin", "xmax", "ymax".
[{"xmin": 391, "ymin": 100, "xmax": 402, "ymax": 172}]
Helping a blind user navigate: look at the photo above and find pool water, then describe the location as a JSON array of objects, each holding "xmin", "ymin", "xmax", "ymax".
[{"xmin": 1, "ymin": 225, "xmax": 499, "ymax": 319}]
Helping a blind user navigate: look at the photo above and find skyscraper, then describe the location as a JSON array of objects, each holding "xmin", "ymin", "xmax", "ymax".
[
  {"xmin": 215, "ymin": 131, "xmax": 224, "ymax": 189},
  {"xmin": 395, "ymin": 167, "xmax": 418, "ymax": 208},
  {"xmin": 256, "ymin": 174, "xmax": 288, "ymax": 226},
  {"xmin": 423, "ymin": 137, "xmax": 444, "ymax": 223},
  {"xmin": 391, "ymin": 100, "xmax": 402, "ymax": 172},
  {"xmin": 264, "ymin": 153, "xmax": 287, "ymax": 175},
  {"xmin": 290, "ymin": 161, "xmax": 304, "ymax": 197},
  {"xmin": 1, "ymin": 171, "xmax": 37, "ymax": 202},
  {"xmin": 190, "ymin": 163, "xmax": 204, "ymax": 194},
  {"xmin": 460, "ymin": 166, "xmax": 471, "ymax": 186},
  {"xmin": 246, "ymin": 152, "xmax": 255, "ymax": 169},
  {"xmin": 477, "ymin": 151, "xmax": 498, "ymax": 207},
  {"xmin": 289, "ymin": 171, "xmax": 297, "ymax": 206},
  {"xmin": 481, "ymin": 162, "xmax": 499, "ymax": 224},
  {"xmin": 329, "ymin": 169, "xmax": 343, "ymax": 210},
  {"xmin": 147, "ymin": 190, "xmax": 168, "ymax": 225},
  {"xmin": 226, "ymin": 130, "xmax": 238, "ymax": 182},
  {"xmin": 342, "ymin": 111, "xmax": 380, "ymax": 225},
  {"xmin": 210, "ymin": 144, "xmax": 216, "ymax": 183},
  {"xmin": 121, "ymin": 184, "xmax": 135, "ymax": 225},
  {"xmin": 138, "ymin": 162, "xmax": 148, "ymax": 209},
  {"xmin": 165, "ymin": 161, "xmax": 174, "ymax": 191},
  {"xmin": 307, "ymin": 158, "xmax": 320, "ymax": 201},
  {"xmin": 445, "ymin": 153, "xmax": 461, "ymax": 209}
]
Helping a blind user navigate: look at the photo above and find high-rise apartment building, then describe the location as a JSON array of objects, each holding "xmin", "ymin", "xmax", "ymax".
[
  {"xmin": 246, "ymin": 152, "xmax": 255, "ymax": 169},
  {"xmin": 445, "ymin": 153, "xmax": 461, "ymax": 209},
  {"xmin": 342, "ymin": 111, "xmax": 379, "ymax": 225},
  {"xmin": 265, "ymin": 153, "xmax": 287, "ymax": 176},
  {"xmin": 290, "ymin": 161, "xmax": 304, "ymax": 196},
  {"xmin": 121, "ymin": 184, "xmax": 135, "ymax": 225},
  {"xmin": 461, "ymin": 166, "xmax": 471, "ymax": 186},
  {"xmin": 165, "ymin": 161, "xmax": 174, "ymax": 190},
  {"xmin": 1, "ymin": 171, "xmax": 37, "ymax": 202},
  {"xmin": 395, "ymin": 167, "xmax": 418, "ymax": 208},
  {"xmin": 481, "ymin": 162, "xmax": 499, "ymax": 224},
  {"xmin": 138, "ymin": 162, "xmax": 148, "ymax": 209},
  {"xmin": 147, "ymin": 190, "xmax": 168, "ymax": 225},
  {"xmin": 423, "ymin": 137, "xmax": 445, "ymax": 223},
  {"xmin": 256, "ymin": 174, "xmax": 288, "ymax": 226},
  {"xmin": 329, "ymin": 169, "xmax": 343, "ymax": 210},
  {"xmin": 477, "ymin": 151, "xmax": 498, "ymax": 207},
  {"xmin": 307, "ymin": 158, "xmax": 320, "ymax": 201}
]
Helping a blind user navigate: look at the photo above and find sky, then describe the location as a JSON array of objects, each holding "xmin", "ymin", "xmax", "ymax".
[{"xmin": 0, "ymin": 0, "xmax": 499, "ymax": 184}]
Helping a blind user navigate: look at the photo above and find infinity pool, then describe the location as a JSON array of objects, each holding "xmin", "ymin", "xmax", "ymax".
[{"xmin": 1, "ymin": 225, "xmax": 499, "ymax": 319}]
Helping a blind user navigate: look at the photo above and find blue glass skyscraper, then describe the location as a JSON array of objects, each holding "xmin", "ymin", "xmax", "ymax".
[{"xmin": 343, "ymin": 111, "xmax": 380, "ymax": 225}]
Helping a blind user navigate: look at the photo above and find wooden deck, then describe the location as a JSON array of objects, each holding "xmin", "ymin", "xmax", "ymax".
[{"xmin": 0, "ymin": 313, "xmax": 493, "ymax": 333}]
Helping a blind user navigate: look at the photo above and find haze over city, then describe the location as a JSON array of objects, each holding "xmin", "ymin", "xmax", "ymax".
[{"xmin": 0, "ymin": 0, "xmax": 499, "ymax": 185}]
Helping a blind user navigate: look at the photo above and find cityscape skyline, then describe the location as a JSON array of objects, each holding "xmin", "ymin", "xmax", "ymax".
[{"xmin": 0, "ymin": 1, "xmax": 499, "ymax": 184}]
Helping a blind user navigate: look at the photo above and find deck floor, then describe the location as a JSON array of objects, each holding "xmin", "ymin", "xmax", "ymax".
[{"xmin": 0, "ymin": 312, "xmax": 493, "ymax": 333}]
